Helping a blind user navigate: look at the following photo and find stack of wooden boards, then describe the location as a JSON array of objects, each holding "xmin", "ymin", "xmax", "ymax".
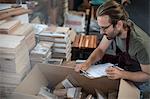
[
  {"xmin": 0, "ymin": 20, "xmax": 20, "ymax": 34},
  {"xmin": 0, "ymin": 19, "xmax": 36, "ymax": 97},
  {"xmin": 0, "ymin": 7, "xmax": 31, "ymax": 20},
  {"xmin": 38, "ymin": 26, "xmax": 76, "ymax": 61},
  {"xmin": 0, "ymin": 20, "xmax": 36, "ymax": 51},
  {"xmin": 0, "ymin": 35, "xmax": 31, "ymax": 97},
  {"xmin": 72, "ymin": 35, "xmax": 97, "ymax": 48}
]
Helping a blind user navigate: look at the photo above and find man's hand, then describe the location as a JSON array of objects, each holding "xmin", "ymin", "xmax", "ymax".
[
  {"xmin": 75, "ymin": 63, "xmax": 90, "ymax": 72},
  {"xmin": 106, "ymin": 67, "xmax": 124, "ymax": 80}
]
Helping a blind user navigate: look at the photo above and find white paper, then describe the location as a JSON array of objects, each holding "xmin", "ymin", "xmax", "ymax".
[{"xmin": 81, "ymin": 63, "xmax": 114, "ymax": 79}]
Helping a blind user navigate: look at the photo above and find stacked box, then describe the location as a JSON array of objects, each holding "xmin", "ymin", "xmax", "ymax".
[
  {"xmin": 11, "ymin": 23, "xmax": 36, "ymax": 51},
  {"xmin": 0, "ymin": 34, "xmax": 31, "ymax": 97},
  {"xmin": 30, "ymin": 41, "xmax": 53, "ymax": 67},
  {"xmin": 39, "ymin": 27, "xmax": 72, "ymax": 61}
]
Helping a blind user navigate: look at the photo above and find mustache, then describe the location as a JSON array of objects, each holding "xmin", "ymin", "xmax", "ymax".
[
  {"xmin": 107, "ymin": 37, "xmax": 114, "ymax": 40},
  {"xmin": 103, "ymin": 33, "xmax": 107, "ymax": 36},
  {"xmin": 103, "ymin": 34, "xmax": 115, "ymax": 40}
]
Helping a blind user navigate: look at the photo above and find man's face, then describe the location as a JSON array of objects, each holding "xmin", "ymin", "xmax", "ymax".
[{"xmin": 97, "ymin": 15, "xmax": 119, "ymax": 40}]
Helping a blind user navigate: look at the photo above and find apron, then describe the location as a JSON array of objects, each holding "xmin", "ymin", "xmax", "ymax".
[
  {"xmin": 101, "ymin": 29, "xmax": 142, "ymax": 87},
  {"xmin": 101, "ymin": 30, "xmax": 141, "ymax": 71},
  {"xmin": 115, "ymin": 30, "xmax": 141, "ymax": 72}
]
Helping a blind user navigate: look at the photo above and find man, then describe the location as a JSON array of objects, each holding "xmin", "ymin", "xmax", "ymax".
[
  {"xmin": 27, "ymin": 0, "xmax": 49, "ymax": 24},
  {"xmin": 75, "ymin": 0, "xmax": 150, "ymax": 91},
  {"xmin": 48, "ymin": 0, "xmax": 64, "ymax": 25}
]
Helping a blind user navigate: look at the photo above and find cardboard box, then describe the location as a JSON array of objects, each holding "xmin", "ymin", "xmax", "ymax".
[{"xmin": 10, "ymin": 63, "xmax": 140, "ymax": 99}]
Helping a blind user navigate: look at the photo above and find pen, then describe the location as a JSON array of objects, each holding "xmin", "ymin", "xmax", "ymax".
[
  {"xmin": 112, "ymin": 65, "xmax": 124, "ymax": 71},
  {"xmin": 80, "ymin": 70, "xmax": 89, "ymax": 75},
  {"xmin": 80, "ymin": 70, "xmax": 94, "ymax": 79}
]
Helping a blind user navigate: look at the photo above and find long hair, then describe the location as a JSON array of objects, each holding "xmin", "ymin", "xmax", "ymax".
[{"xmin": 96, "ymin": 0, "xmax": 129, "ymax": 27}]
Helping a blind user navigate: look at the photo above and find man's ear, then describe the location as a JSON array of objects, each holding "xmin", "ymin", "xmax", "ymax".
[{"xmin": 116, "ymin": 20, "xmax": 123, "ymax": 30}]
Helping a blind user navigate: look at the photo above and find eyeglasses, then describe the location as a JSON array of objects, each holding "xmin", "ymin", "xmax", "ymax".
[{"xmin": 99, "ymin": 24, "xmax": 112, "ymax": 31}]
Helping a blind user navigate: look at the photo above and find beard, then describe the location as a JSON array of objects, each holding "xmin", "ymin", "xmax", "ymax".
[
  {"xmin": 106, "ymin": 36, "xmax": 114, "ymax": 40},
  {"xmin": 105, "ymin": 29, "xmax": 121, "ymax": 40},
  {"xmin": 104, "ymin": 32, "xmax": 116, "ymax": 40}
]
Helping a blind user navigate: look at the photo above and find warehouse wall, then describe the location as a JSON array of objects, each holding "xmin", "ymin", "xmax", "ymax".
[{"xmin": 125, "ymin": 0, "xmax": 149, "ymax": 35}]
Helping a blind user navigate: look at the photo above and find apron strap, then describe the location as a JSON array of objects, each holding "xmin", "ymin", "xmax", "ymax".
[
  {"xmin": 115, "ymin": 27, "xmax": 131, "ymax": 53},
  {"xmin": 126, "ymin": 28, "xmax": 130, "ymax": 52}
]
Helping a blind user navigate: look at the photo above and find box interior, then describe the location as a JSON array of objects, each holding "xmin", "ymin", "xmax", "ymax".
[{"xmin": 15, "ymin": 63, "xmax": 140, "ymax": 99}]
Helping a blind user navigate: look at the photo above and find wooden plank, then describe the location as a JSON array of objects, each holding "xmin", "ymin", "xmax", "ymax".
[
  {"xmin": 72, "ymin": 35, "xmax": 97, "ymax": 48},
  {"xmin": 56, "ymin": 27, "xmax": 70, "ymax": 34},
  {"xmin": 0, "ymin": 20, "xmax": 20, "ymax": 34},
  {"xmin": 0, "ymin": 7, "xmax": 31, "ymax": 20},
  {"xmin": 93, "ymin": 35, "xmax": 96, "ymax": 48},
  {"xmin": 85, "ymin": 36, "xmax": 90, "ymax": 48},
  {"xmin": 0, "ymin": 34, "xmax": 24, "ymax": 49},
  {"xmin": 78, "ymin": 35, "xmax": 83, "ymax": 48},
  {"xmin": 72, "ymin": 35, "xmax": 80, "ymax": 47},
  {"xmin": 0, "ymin": 7, "xmax": 23, "ymax": 14},
  {"xmin": 11, "ymin": 24, "xmax": 33, "ymax": 36}
]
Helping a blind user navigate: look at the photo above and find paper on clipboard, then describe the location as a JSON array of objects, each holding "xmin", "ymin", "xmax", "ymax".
[{"xmin": 80, "ymin": 63, "xmax": 114, "ymax": 79}]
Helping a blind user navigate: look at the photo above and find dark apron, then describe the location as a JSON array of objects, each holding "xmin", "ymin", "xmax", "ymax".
[{"xmin": 100, "ymin": 30, "xmax": 142, "ymax": 87}]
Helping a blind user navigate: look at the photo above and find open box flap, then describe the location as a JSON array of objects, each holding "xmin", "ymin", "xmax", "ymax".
[
  {"xmin": 15, "ymin": 65, "xmax": 48, "ymax": 95},
  {"xmin": 117, "ymin": 79, "xmax": 140, "ymax": 99},
  {"xmin": 15, "ymin": 63, "xmax": 140, "ymax": 99}
]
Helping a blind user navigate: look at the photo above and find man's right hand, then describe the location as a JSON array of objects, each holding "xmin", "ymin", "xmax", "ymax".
[{"xmin": 75, "ymin": 62, "xmax": 90, "ymax": 72}]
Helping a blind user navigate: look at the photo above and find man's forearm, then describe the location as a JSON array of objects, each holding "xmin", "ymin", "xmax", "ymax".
[
  {"xmin": 121, "ymin": 71, "xmax": 150, "ymax": 82},
  {"xmin": 86, "ymin": 48, "xmax": 105, "ymax": 65}
]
